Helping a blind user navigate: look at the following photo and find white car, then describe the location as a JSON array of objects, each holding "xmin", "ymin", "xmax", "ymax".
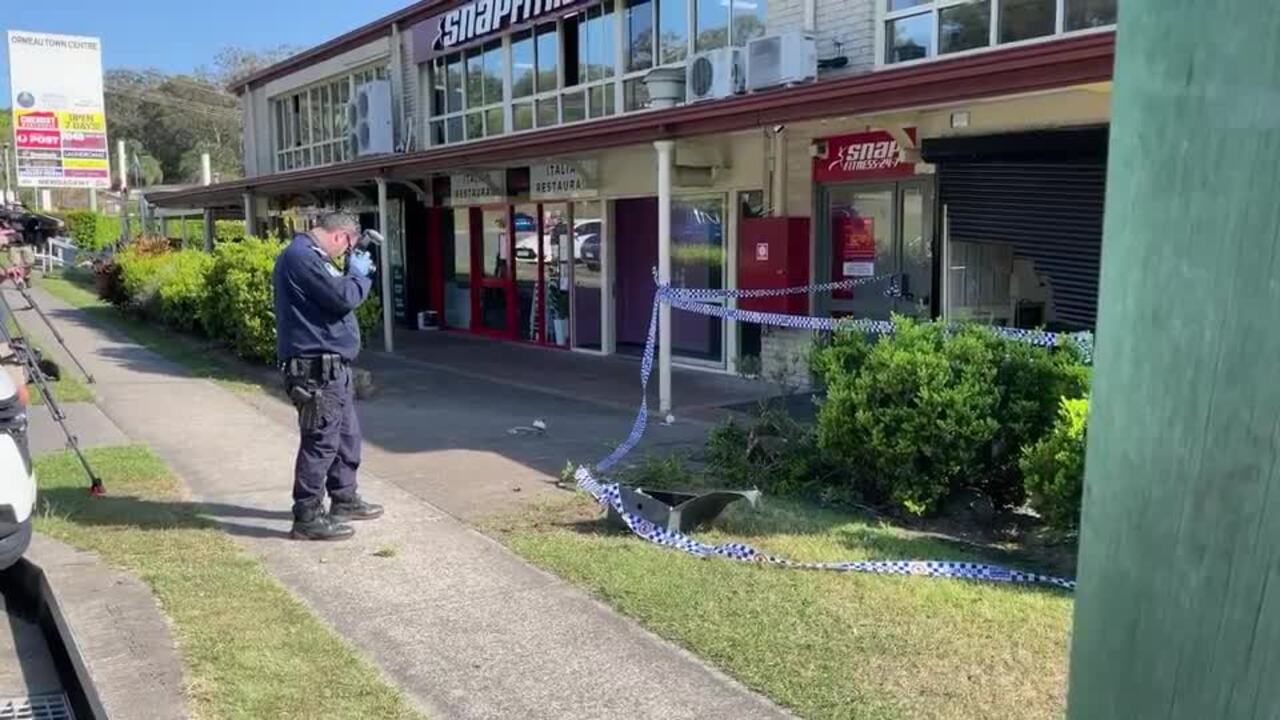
[{"xmin": 0, "ymin": 364, "xmax": 35, "ymax": 570}]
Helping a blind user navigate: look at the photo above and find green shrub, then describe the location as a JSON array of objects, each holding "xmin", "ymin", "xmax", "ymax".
[
  {"xmin": 815, "ymin": 319, "xmax": 1001, "ymax": 516},
  {"xmin": 356, "ymin": 292, "xmax": 383, "ymax": 348},
  {"xmin": 617, "ymin": 453, "xmax": 699, "ymax": 490},
  {"xmin": 116, "ymin": 251, "xmax": 166, "ymax": 316},
  {"xmin": 64, "ymin": 210, "xmax": 98, "ymax": 248},
  {"xmin": 706, "ymin": 404, "xmax": 852, "ymax": 504},
  {"xmin": 199, "ymin": 237, "xmax": 283, "ymax": 363},
  {"xmin": 1020, "ymin": 397, "xmax": 1089, "ymax": 532},
  {"xmin": 981, "ymin": 336, "xmax": 1092, "ymax": 509},
  {"xmin": 63, "ymin": 210, "xmax": 122, "ymax": 251},
  {"xmin": 215, "ymin": 220, "xmax": 247, "ymax": 244},
  {"xmin": 812, "ymin": 319, "xmax": 1091, "ymax": 519},
  {"xmin": 154, "ymin": 250, "xmax": 215, "ymax": 333}
]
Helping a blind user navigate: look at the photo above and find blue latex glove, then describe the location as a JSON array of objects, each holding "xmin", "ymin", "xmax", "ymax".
[{"xmin": 347, "ymin": 250, "xmax": 374, "ymax": 278}]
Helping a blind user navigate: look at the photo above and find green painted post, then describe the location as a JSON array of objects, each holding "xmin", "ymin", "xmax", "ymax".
[{"xmin": 1067, "ymin": 2, "xmax": 1280, "ymax": 717}]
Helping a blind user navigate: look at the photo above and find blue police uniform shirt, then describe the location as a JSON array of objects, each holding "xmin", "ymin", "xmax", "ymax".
[{"xmin": 273, "ymin": 233, "xmax": 373, "ymax": 363}]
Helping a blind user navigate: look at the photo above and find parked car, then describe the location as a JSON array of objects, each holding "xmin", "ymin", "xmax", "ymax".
[
  {"xmin": 578, "ymin": 223, "xmax": 601, "ymax": 271},
  {"xmin": 513, "ymin": 213, "xmax": 545, "ymax": 263},
  {"xmin": 0, "ymin": 362, "xmax": 35, "ymax": 571},
  {"xmin": 573, "ymin": 220, "xmax": 601, "ymax": 264}
]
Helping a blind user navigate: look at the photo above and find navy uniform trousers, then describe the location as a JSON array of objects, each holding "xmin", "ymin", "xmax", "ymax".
[{"xmin": 289, "ymin": 364, "xmax": 361, "ymax": 512}]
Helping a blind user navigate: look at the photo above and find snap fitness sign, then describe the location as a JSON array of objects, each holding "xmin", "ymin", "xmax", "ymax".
[
  {"xmin": 413, "ymin": 0, "xmax": 584, "ymax": 62},
  {"xmin": 813, "ymin": 129, "xmax": 918, "ymax": 183}
]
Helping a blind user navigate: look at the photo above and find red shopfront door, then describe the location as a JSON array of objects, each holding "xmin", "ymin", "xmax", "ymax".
[
  {"xmin": 469, "ymin": 206, "xmax": 518, "ymax": 338},
  {"xmin": 452, "ymin": 203, "xmax": 574, "ymax": 345}
]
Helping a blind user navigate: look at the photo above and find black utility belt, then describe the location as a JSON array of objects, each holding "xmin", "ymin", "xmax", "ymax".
[{"xmin": 283, "ymin": 354, "xmax": 348, "ymax": 382}]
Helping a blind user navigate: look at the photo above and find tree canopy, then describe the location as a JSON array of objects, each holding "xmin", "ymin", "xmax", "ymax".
[{"xmin": 102, "ymin": 44, "xmax": 298, "ymax": 187}]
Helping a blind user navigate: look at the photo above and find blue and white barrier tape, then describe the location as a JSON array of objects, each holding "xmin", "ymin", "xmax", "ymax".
[
  {"xmin": 575, "ymin": 276, "xmax": 1078, "ymax": 591},
  {"xmin": 575, "ymin": 467, "xmax": 1075, "ymax": 590},
  {"xmin": 664, "ymin": 274, "xmax": 897, "ymax": 301},
  {"xmin": 659, "ymin": 272, "xmax": 1092, "ymax": 361}
]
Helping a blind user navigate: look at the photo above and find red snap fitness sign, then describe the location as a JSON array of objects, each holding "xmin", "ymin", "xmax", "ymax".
[{"xmin": 813, "ymin": 129, "xmax": 917, "ymax": 183}]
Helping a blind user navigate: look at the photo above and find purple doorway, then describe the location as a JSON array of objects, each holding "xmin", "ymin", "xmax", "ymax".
[{"xmin": 614, "ymin": 198, "xmax": 658, "ymax": 354}]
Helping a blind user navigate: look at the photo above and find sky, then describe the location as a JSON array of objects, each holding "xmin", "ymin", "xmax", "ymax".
[{"xmin": 0, "ymin": 0, "xmax": 414, "ymax": 101}]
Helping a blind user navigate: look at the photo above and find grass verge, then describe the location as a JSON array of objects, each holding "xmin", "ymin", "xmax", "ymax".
[
  {"xmin": 37, "ymin": 272, "xmax": 272, "ymax": 397},
  {"xmin": 486, "ymin": 491, "xmax": 1073, "ymax": 720},
  {"xmin": 35, "ymin": 445, "xmax": 422, "ymax": 719}
]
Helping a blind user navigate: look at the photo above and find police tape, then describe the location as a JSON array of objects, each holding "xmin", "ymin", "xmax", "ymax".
[
  {"xmin": 576, "ymin": 466, "xmax": 1075, "ymax": 590},
  {"xmin": 575, "ymin": 276, "xmax": 1079, "ymax": 591}
]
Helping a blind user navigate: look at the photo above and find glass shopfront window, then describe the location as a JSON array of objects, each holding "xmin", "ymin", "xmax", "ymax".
[
  {"xmin": 659, "ymin": 0, "xmax": 690, "ymax": 65},
  {"xmin": 272, "ymin": 65, "xmax": 383, "ymax": 171},
  {"xmin": 573, "ymin": 200, "xmax": 604, "ymax": 350},
  {"xmin": 567, "ymin": 4, "xmax": 618, "ymax": 119},
  {"xmin": 431, "ymin": 40, "xmax": 504, "ymax": 144},
  {"xmin": 671, "ymin": 195, "xmax": 726, "ymax": 365},
  {"xmin": 883, "ymin": 0, "xmax": 1116, "ymax": 65},
  {"xmin": 423, "ymin": 0, "xmax": 764, "ymax": 146},
  {"xmin": 515, "ymin": 204, "xmax": 542, "ymax": 341},
  {"xmin": 732, "ymin": 0, "xmax": 767, "ymax": 47},
  {"xmin": 626, "ymin": 0, "xmax": 656, "ymax": 72},
  {"xmin": 511, "ymin": 23, "xmax": 563, "ymax": 131},
  {"xmin": 445, "ymin": 209, "xmax": 472, "ymax": 329}
]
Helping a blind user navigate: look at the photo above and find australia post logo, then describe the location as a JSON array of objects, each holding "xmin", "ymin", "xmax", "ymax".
[
  {"xmin": 814, "ymin": 129, "xmax": 917, "ymax": 182},
  {"xmin": 433, "ymin": 0, "xmax": 580, "ymax": 52}
]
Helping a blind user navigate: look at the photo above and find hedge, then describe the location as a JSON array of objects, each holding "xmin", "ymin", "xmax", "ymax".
[
  {"xmin": 810, "ymin": 317, "xmax": 1091, "ymax": 518},
  {"xmin": 199, "ymin": 238, "xmax": 282, "ymax": 362},
  {"xmin": 64, "ymin": 210, "xmax": 122, "ymax": 252},
  {"xmin": 64, "ymin": 211, "xmax": 247, "ymax": 251},
  {"xmin": 1020, "ymin": 396, "xmax": 1089, "ymax": 532},
  {"xmin": 99, "ymin": 237, "xmax": 383, "ymax": 366}
]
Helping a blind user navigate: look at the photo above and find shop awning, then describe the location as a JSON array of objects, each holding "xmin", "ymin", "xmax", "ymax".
[{"xmin": 149, "ymin": 31, "xmax": 1114, "ymax": 210}]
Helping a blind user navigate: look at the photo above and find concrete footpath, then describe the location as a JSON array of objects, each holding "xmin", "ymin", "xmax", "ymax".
[{"xmin": 13, "ymin": 287, "xmax": 791, "ymax": 720}]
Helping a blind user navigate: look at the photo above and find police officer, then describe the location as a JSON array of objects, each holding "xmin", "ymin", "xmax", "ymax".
[{"xmin": 273, "ymin": 212, "xmax": 383, "ymax": 541}]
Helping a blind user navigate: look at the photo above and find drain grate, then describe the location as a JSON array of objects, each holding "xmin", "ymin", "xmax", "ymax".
[{"xmin": 0, "ymin": 694, "xmax": 73, "ymax": 720}]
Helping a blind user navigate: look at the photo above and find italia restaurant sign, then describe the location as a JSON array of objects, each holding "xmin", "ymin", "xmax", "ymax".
[
  {"xmin": 6, "ymin": 30, "xmax": 111, "ymax": 189},
  {"xmin": 450, "ymin": 170, "xmax": 507, "ymax": 205},
  {"xmin": 413, "ymin": 0, "xmax": 585, "ymax": 62},
  {"xmin": 813, "ymin": 128, "xmax": 917, "ymax": 183},
  {"xmin": 530, "ymin": 160, "xmax": 597, "ymax": 200}
]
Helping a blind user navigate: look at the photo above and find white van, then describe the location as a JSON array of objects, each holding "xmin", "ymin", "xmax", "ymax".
[{"xmin": 0, "ymin": 364, "xmax": 36, "ymax": 570}]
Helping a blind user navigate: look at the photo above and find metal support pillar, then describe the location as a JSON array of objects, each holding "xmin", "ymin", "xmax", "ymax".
[{"xmin": 655, "ymin": 140, "xmax": 674, "ymax": 416}]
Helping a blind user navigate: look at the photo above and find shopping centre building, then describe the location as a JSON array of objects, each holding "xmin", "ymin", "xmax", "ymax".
[{"xmin": 147, "ymin": 0, "xmax": 1117, "ymax": 408}]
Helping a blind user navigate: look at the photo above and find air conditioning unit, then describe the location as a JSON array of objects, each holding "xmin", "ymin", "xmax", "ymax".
[
  {"xmin": 348, "ymin": 79, "xmax": 394, "ymax": 157},
  {"xmin": 746, "ymin": 32, "xmax": 817, "ymax": 92},
  {"xmin": 686, "ymin": 47, "xmax": 745, "ymax": 102}
]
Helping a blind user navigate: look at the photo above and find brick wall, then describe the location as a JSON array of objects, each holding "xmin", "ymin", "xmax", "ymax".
[
  {"xmin": 767, "ymin": 0, "xmax": 877, "ymax": 78},
  {"xmin": 760, "ymin": 326, "xmax": 816, "ymax": 390}
]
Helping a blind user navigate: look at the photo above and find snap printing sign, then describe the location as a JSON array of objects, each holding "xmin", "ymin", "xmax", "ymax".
[
  {"xmin": 450, "ymin": 170, "xmax": 507, "ymax": 205},
  {"xmin": 413, "ymin": 0, "xmax": 584, "ymax": 62},
  {"xmin": 530, "ymin": 160, "xmax": 597, "ymax": 200}
]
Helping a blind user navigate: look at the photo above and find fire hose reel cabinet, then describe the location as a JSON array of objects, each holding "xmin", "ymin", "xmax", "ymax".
[{"xmin": 737, "ymin": 217, "xmax": 810, "ymax": 314}]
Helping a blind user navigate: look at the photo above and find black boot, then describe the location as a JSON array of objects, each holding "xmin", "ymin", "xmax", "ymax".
[
  {"xmin": 291, "ymin": 503, "xmax": 355, "ymax": 541},
  {"xmin": 329, "ymin": 495, "xmax": 384, "ymax": 522}
]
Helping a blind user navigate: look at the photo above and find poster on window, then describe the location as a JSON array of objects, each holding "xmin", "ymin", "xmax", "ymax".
[
  {"xmin": 831, "ymin": 213, "xmax": 875, "ymax": 299},
  {"xmin": 835, "ymin": 215, "xmax": 876, "ymax": 277},
  {"xmin": 7, "ymin": 30, "xmax": 111, "ymax": 188}
]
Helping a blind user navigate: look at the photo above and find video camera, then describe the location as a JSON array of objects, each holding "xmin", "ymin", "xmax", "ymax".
[
  {"xmin": 355, "ymin": 228, "xmax": 385, "ymax": 251},
  {"xmin": 0, "ymin": 204, "xmax": 64, "ymax": 247}
]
